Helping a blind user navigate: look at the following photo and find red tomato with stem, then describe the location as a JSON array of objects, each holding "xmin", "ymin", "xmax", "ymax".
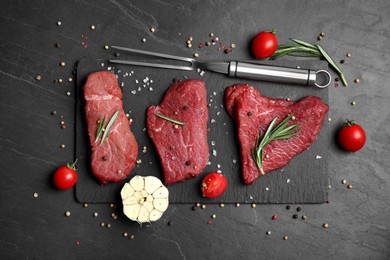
[
  {"xmin": 338, "ymin": 120, "xmax": 366, "ymax": 152},
  {"xmin": 201, "ymin": 172, "xmax": 227, "ymax": 199},
  {"xmin": 53, "ymin": 159, "xmax": 78, "ymax": 190},
  {"xmin": 251, "ymin": 30, "xmax": 278, "ymax": 59}
]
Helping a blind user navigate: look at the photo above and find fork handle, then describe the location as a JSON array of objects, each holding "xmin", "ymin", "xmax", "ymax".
[{"xmin": 228, "ymin": 61, "xmax": 326, "ymax": 87}]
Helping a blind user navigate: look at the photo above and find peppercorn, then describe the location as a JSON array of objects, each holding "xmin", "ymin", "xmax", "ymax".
[
  {"xmin": 320, "ymin": 32, "xmax": 325, "ymax": 37},
  {"xmin": 191, "ymin": 206, "xmax": 197, "ymax": 211},
  {"xmin": 235, "ymin": 203, "xmax": 240, "ymax": 207},
  {"xmin": 247, "ymin": 111, "xmax": 252, "ymax": 116},
  {"xmin": 293, "ymin": 214, "xmax": 298, "ymax": 219},
  {"xmin": 354, "ymin": 79, "xmax": 360, "ymax": 84},
  {"xmin": 323, "ymin": 223, "xmax": 329, "ymax": 228},
  {"xmin": 185, "ymin": 161, "xmax": 191, "ymax": 166},
  {"xmin": 129, "ymin": 234, "xmax": 135, "ymax": 240},
  {"xmin": 272, "ymin": 215, "xmax": 277, "ymax": 220},
  {"xmin": 286, "ymin": 205, "xmax": 291, "ymax": 210},
  {"xmin": 341, "ymin": 179, "xmax": 347, "ymax": 184},
  {"xmin": 266, "ymin": 231, "xmax": 271, "ymax": 235},
  {"xmin": 251, "ymin": 203, "xmax": 256, "ymax": 208},
  {"xmin": 283, "ymin": 235, "xmax": 288, "ymax": 240},
  {"xmin": 296, "ymin": 207, "xmax": 301, "ymax": 212},
  {"xmin": 302, "ymin": 215, "xmax": 307, "ymax": 220},
  {"xmin": 340, "ymin": 60, "xmax": 345, "ymax": 64},
  {"xmin": 347, "ymin": 184, "xmax": 353, "ymax": 189},
  {"xmin": 55, "ymin": 43, "xmax": 61, "ymax": 48}
]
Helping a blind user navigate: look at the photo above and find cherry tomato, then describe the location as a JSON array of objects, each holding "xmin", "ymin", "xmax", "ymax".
[
  {"xmin": 53, "ymin": 160, "xmax": 78, "ymax": 190},
  {"xmin": 251, "ymin": 30, "xmax": 278, "ymax": 59},
  {"xmin": 201, "ymin": 172, "xmax": 227, "ymax": 199},
  {"xmin": 338, "ymin": 120, "xmax": 366, "ymax": 152}
]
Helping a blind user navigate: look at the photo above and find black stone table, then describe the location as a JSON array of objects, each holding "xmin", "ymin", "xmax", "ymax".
[{"xmin": 1, "ymin": 1, "xmax": 389, "ymax": 259}]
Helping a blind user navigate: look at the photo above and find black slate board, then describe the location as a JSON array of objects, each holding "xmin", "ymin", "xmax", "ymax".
[{"xmin": 75, "ymin": 59, "xmax": 329, "ymax": 204}]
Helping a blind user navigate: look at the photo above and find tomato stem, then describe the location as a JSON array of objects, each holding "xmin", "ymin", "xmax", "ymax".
[
  {"xmin": 345, "ymin": 119, "xmax": 356, "ymax": 126},
  {"xmin": 67, "ymin": 159, "xmax": 78, "ymax": 171},
  {"xmin": 266, "ymin": 29, "xmax": 277, "ymax": 35}
]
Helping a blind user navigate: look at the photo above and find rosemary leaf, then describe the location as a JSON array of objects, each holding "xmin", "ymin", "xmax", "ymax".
[
  {"xmin": 95, "ymin": 116, "xmax": 106, "ymax": 142},
  {"xmin": 289, "ymin": 38, "xmax": 317, "ymax": 50},
  {"xmin": 100, "ymin": 110, "xmax": 120, "ymax": 146},
  {"xmin": 154, "ymin": 111, "xmax": 185, "ymax": 125},
  {"xmin": 252, "ymin": 114, "xmax": 300, "ymax": 174},
  {"xmin": 316, "ymin": 44, "xmax": 348, "ymax": 86}
]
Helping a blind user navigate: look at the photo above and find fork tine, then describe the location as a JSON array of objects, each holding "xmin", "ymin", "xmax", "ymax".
[
  {"xmin": 111, "ymin": 46, "xmax": 195, "ymax": 63},
  {"xmin": 109, "ymin": 60, "xmax": 194, "ymax": 71}
]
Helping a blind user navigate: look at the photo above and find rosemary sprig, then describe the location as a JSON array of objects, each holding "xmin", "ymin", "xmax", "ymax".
[
  {"xmin": 99, "ymin": 110, "xmax": 120, "ymax": 146},
  {"xmin": 270, "ymin": 38, "xmax": 348, "ymax": 86},
  {"xmin": 252, "ymin": 114, "xmax": 300, "ymax": 175},
  {"xmin": 154, "ymin": 111, "xmax": 185, "ymax": 125},
  {"xmin": 95, "ymin": 116, "xmax": 106, "ymax": 142}
]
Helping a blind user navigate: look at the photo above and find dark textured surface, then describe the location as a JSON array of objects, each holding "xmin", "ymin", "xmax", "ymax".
[
  {"xmin": 1, "ymin": 0, "xmax": 390, "ymax": 259},
  {"xmin": 75, "ymin": 59, "xmax": 329, "ymax": 204}
]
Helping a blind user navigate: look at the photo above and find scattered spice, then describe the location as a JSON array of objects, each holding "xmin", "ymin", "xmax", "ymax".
[
  {"xmin": 320, "ymin": 32, "xmax": 326, "ymax": 37},
  {"xmin": 66, "ymin": 92, "xmax": 71, "ymax": 96},
  {"xmin": 58, "ymin": 79, "xmax": 63, "ymax": 83},
  {"xmin": 201, "ymin": 205, "xmax": 206, "ymax": 209},
  {"xmin": 211, "ymin": 214, "xmax": 216, "ymax": 219},
  {"xmin": 341, "ymin": 179, "xmax": 347, "ymax": 184},
  {"xmin": 93, "ymin": 212, "xmax": 98, "ymax": 217},
  {"xmin": 283, "ymin": 235, "xmax": 288, "ymax": 240},
  {"xmin": 351, "ymin": 101, "xmax": 356, "ymax": 106},
  {"xmin": 266, "ymin": 231, "xmax": 272, "ymax": 235},
  {"xmin": 191, "ymin": 206, "xmax": 197, "ymax": 211},
  {"xmin": 235, "ymin": 203, "xmax": 240, "ymax": 207},
  {"xmin": 354, "ymin": 78, "xmax": 360, "ymax": 84},
  {"xmin": 90, "ymin": 25, "xmax": 96, "ymax": 30},
  {"xmin": 60, "ymin": 144, "xmax": 65, "ymax": 149},
  {"xmin": 317, "ymin": 35, "xmax": 323, "ymax": 41},
  {"xmin": 328, "ymin": 117, "xmax": 332, "ymax": 122},
  {"xmin": 231, "ymin": 43, "xmax": 236, "ymax": 49},
  {"xmin": 123, "ymin": 232, "xmax": 128, "ymax": 237},
  {"xmin": 272, "ymin": 215, "xmax": 277, "ymax": 220},
  {"xmin": 347, "ymin": 184, "xmax": 353, "ymax": 189},
  {"xmin": 65, "ymin": 211, "xmax": 71, "ymax": 217},
  {"xmin": 51, "ymin": 111, "xmax": 57, "ymax": 116},
  {"xmin": 56, "ymin": 21, "xmax": 62, "ymax": 26},
  {"xmin": 251, "ymin": 203, "xmax": 256, "ymax": 208},
  {"xmin": 76, "ymin": 241, "xmax": 80, "ymax": 245},
  {"xmin": 110, "ymin": 203, "xmax": 116, "ymax": 208},
  {"xmin": 55, "ymin": 43, "xmax": 61, "ymax": 48},
  {"xmin": 83, "ymin": 203, "xmax": 88, "ymax": 208},
  {"xmin": 150, "ymin": 27, "xmax": 155, "ymax": 33},
  {"xmin": 207, "ymin": 220, "xmax": 213, "ymax": 225},
  {"xmin": 129, "ymin": 234, "xmax": 135, "ymax": 240},
  {"xmin": 293, "ymin": 214, "xmax": 298, "ymax": 219},
  {"xmin": 141, "ymin": 38, "xmax": 146, "ymax": 43},
  {"xmin": 106, "ymin": 223, "xmax": 111, "ymax": 228},
  {"xmin": 104, "ymin": 45, "xmax": 109, "ymax": 50},
  {"xmin": 219, "ymin": 203, "xmax": 225, "ymax": 208},
  {"xmin": 100, "ymin": 222, "xmax": 105, "ymax": 227},
  {"xmin": 340, "ymin": 60, "xmax": 345, "ymax": 64},
  {"xmin": 193, "ymin": 53, "xmax": 199, "ymax": 58},
  {"xmin": 323, "ymin": 223, "xmax": 329, "ymax": 228},
  {"xmin": 296, "ymin": 207, "xmax": 301, "ymax": 212},
  {"xmin": 60, "ymin": 61, "xmax": 66, "ymax": 67},
  {"xmin": 196, "ymin": 203, "xmax": 201, "ymax": 207},
  {"xmin": 35, "ymin": 75, "xmax": 42, "ymax": 81},
  {"xmin": 247, "ymin": 111, "xmax": 252, "ymax": 116},
  {"xmin": 286, "ymin": 205, "xmax": 290, "ymax": 210},
  {"xmin": 185, "ymin": 161, "xmax": 191, "ymax": 166},
  {"xmin": 33, "ymin": 192, "xmax": 38, "ymax": 198},
  {"xmin": 68, "ymin": 77, "xmax": 73, "ymax": 82},
  {"xmin": 347, "ymin": 53, "xmax": 352, "ymax": 57}
]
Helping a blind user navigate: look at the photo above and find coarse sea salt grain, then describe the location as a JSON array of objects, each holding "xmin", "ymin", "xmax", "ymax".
[
  {"xmin": 232, "ymin": 159, "xmax": 237, "ymax": 163},
  {"xmin": 137, "ymin": 87, "xmax": 141, "ymax": 91},
  {"xmin": 207, "ymin": 161, "xmax": 211, "ymax": 165},
  {"xmin": 212, "ymin": 150, "xmax": 217, "ymax": 156},
  {"xmin": 216, "ymin": 111, "xmax": 220, "ymax": 116},
  {"xmin": 210, "ymin": 119, "xmax": 216, "ymax": 123},
  {"xmin": 316, "ymin": 155, "xmax": 322, "ymax": 159},
  {"xmin": 287, "ymin": 179, "xmax": 291, "ymax": 183},
  {"xmin": 131, "ymin": 90, "xmax": 137, "ymax": 94},
  {"xmin": 200, "ymin": 71, "xmax": 205, "ymax": 76},
  {"xmin": 217, "ymin": 164, "xmax": 221, "ymax": 168},
  {"xmin": 217, "ymin": 170, "xmax": 222, "ymax": 173},
  {"xmin": 149, "ymin": 87, "xmax": 153, "ymax": 91},
  {"xmin": 135, "ymin": 79, "xmax": 139, "ymax": 84},
  {"xmin": 211, "ymin": 141, "xmax": 216, "ymax": 146},
  {"xmin": 213, "ymin": 92, "xmax": 217, "ymax": 96}
]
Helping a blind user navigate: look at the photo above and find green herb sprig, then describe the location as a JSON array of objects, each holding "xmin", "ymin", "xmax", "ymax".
[
  {"xmin": 154, "ymin": 111, "xmax": 185, "ymax": 125},
  {"xmin": 252, "ymin": 114, "xmax": 300, "ymax": 175},
  {"xmin": 95, "ymin": 110, "xmax": 120, "ymax": 146},
  {"xmin": 270, "ymin": 38, "xmax": 348, "ymax": 86}
]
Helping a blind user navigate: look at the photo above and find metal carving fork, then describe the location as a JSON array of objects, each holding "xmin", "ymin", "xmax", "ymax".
[{"xmin": 109, "ymin": 46, "xmax": 331, "ymax": 88}]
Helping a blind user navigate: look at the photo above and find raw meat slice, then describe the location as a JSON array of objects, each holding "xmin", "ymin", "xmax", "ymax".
[
  {"xmin": 225, "ymin": 84, "xmax": 328, "ymax": 184},
  {"xmin": 147, "ymin": 79, "xmax": 209, "ymax": 184},
  {"xmin": 84, "ymin": 71, "xmax": 138, "ymax": 185}
]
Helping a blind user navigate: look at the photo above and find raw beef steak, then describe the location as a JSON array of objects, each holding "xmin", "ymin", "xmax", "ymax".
[
  {"xmin": 147, "ymin": 79, "xmax": 209, "ymax": 184},
  {"xmin": 225, "ymin": 84, "xmax": 328, "ymax": 184},
  {"xmin": 84, "ymin": 71, "xmax": 138, "ymax": 185}
]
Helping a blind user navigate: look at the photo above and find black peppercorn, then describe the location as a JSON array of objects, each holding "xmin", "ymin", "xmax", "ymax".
[
  {"xmin": 286, "ymin": 205, "xmax": 291, "ymax": 210},
  {"xmin": 296, "ymin": 207, "xmax": 301, "ymax": 212},
  {"xmin": 293, "ymin": 214, "xmax": 298, "ymax": 219},
  {"xmin": 185, "ymin": 161, "xmax": 191, "ymax": 166}
]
